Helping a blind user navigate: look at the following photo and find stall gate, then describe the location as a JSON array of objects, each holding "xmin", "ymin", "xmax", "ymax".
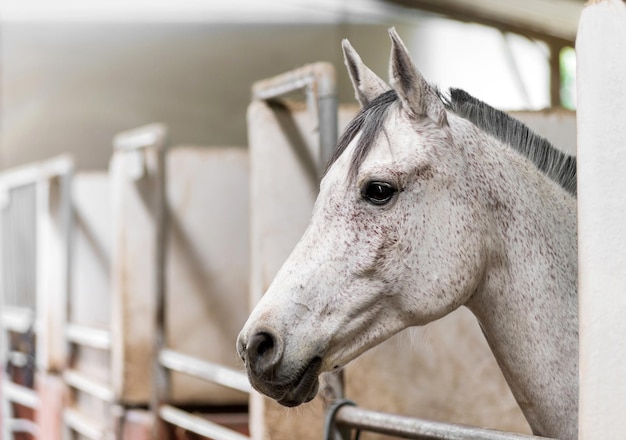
[
  {"xmin": 61, "ymin": 124, "xmax": 169, "ymax": 439},
  {"xmin": 246, "ymin": 62, "xmax": 582, "ymax": 440},
  {"xmin": 152, "ymin": 144, "xmax": 252, "ymax": 439},
  {"xmin": 0, "ymin": 156, "xmax": 73, "ymax": 439}
]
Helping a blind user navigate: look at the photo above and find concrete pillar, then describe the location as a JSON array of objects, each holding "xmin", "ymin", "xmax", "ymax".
[{"xmin": 577, "ymin": 0, "xmax": 626, "ymax": 437}]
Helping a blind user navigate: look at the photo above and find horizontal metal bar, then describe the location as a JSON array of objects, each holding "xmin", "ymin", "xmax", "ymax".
[
  {"xmin": 159, "ymin": 405, "xmax": 249, "ymax": 440},
  {"xmin": 64, "ymin": 369, "xmax": 114, "ymax": 403},
  {"xmin": 251, "ymin": 62, "xmax": 338, "ymax": 173},
  {"xmin": 7, "ymin": 350, "xmax": 30, "ymax": 368},
  {"xmin": 113, "ymin": 123, "xmax": 167, "ymax": 151},
  {"xmin": 0, "ymin": 164, "xmax": 40, "ymax": 190},
  {"xmin": 38, "ymin": 154, "xmax": 74, "ymax": 180},
  {"xmin": 2, "ymin": 380, "xmax": 39, "ymax": 409},
  {"xmin": 252, "ymin": 62, "xmax": 336, "ymax": 101},
  {"xmin": 1, "ymin": 307, "xmax": 36, "ymax": 333},
  {"xmin": 7, "ymin": 418, "xmax": 39, "ymax": 435},
  {"xmin": 335, "ymin": 406, "xmax": 554, "ymax": 440},
  {"xmin": 66, "ymin": 323, "xmax": 112, "ymax": 350},
  {"xmin": 159, "ymin": 349, "xmax": 251, "ymax": 394},
  {"xmin": 64, "ymin": 407, "xmax": 106, "ymax": 440}
]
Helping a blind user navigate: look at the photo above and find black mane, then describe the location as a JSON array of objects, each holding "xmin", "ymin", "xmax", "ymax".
[
  {"xmin": 325, "ymin": 88, "xmax": 577, "ymax": 197},
  {"xmin": 445, "ymin": 88, "xmax": 577, "ymax": 196}
]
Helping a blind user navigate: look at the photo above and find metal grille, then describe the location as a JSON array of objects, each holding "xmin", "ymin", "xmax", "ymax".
[{"xmin": 1, "ymin": 183, "xmax": 38, "ymax": 311}]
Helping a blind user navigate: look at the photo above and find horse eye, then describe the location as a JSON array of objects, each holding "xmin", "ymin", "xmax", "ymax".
[{"xmin": 362, "ymin": 181, "xmax": 397, "ymax": 205}]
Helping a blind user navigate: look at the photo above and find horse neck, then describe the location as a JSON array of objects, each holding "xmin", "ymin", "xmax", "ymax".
[{"xmin": 457, "ymin": 123, "xmax": 578, "ymax": 439}]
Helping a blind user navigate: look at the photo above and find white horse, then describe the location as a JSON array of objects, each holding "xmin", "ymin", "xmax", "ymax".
[{"xmin": 238, "ymin": 29, "xmax": 577, "ymax": 439}]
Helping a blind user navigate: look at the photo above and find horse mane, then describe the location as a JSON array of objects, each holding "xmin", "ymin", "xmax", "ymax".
[
  {"xmin": 325, "ymin": 88, "xmax": 577, "ymax": 197},
  {"xmin": 444, "ymin": 88, "xmax": 577, "ymax": 196}
]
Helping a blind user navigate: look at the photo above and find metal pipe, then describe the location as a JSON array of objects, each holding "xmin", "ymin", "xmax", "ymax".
[
  {"xmin": 2, "ymin": 380, "xmax": 40, "ymax": 409},
  {"xmin": 63, "ymin": 408, "xmax": 105, "ymax": 440},
  {"xmin": 252, "ymin": 62, "xmax": 338, "ymax": 173},
  {"xmin": 113, "ymin": 123, "xmax": 167, "ymax": 151},
  {"xmin": 159, "ymin": 349, "xmax": 251, "ymax": 394},
  {"xmin": 0, "ymin": 307, "xmax": 35, "ymax": 333},
  {"xmin": 335, "ymin": 406, "xmax": 553, "ymax": 440},
  {"xmin": 64, "ymin": 369, "xmax": 114, "ymax": 403},
  {"xmin": 66, "ymin": 323, "xmax": 112, "ymax": 350},
  {"xmin": 159, "ymin": 405, "xmax": 249, "ymax": 440},
  {"xmin": 7, "ymin": 418, "xmax": 39, "ymax": 435}
]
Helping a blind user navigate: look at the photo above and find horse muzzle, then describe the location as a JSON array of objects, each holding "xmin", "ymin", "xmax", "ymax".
[{"xmin": 237, "ymin": 327, "xmax": 322, "ymax": 407}]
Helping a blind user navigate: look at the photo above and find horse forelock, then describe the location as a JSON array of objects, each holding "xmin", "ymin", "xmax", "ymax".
[{"xmin": 324, "ymin": 90, "xmax": 398, "ymax": 181}]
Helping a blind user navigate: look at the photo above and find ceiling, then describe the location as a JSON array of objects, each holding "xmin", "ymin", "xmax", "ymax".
[
  {"xmin": 1, "ymin": 0, "xmax": 584, "ymax": 45},
  {"xmin": 387, "ymin": 0, "xmax": 584, "ymax": 45}
]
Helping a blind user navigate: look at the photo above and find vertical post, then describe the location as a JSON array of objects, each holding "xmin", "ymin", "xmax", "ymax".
[
  {"xmin": 152, "ymin": 135, "xmax": 173, "ymax": 440},
  {"xmin": 109, "ymin": 124, "xmax": 167, "ymax": 432},
  {"xmin": 577, "ymin": 0, "xmax": 626, "ymax": 438},
  {"xmin": 548, "ymin": 41, "xmax": 563, "ymax": 108}
]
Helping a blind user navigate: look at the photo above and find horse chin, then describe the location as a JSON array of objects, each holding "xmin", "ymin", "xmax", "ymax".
[
  {"xmin": 277, "ymin": 376, "xmax": 320, "ymax": 407},
  {"xmin": 248, "ymin": 356, "xmax": 322, "ymax": 408}
]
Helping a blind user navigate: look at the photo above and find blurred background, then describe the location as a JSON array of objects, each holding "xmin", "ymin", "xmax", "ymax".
[
  {"xmin": 0, "ymin": 2, "xmax": 587, "ymax": 438},
  {"xmin": 1, "ymin": 0, "xmax": 580, "ymax": 170}
]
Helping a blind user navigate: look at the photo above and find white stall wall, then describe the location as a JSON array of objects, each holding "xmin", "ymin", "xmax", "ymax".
[{"xmin": 166, "ymin": 146, "xmax": 250, "ymax": 404}]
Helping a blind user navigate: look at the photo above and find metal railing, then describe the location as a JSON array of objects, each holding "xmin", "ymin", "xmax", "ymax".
[
  {"xmin": 326, "ymin": 403, "xmax": 554, "ymax": 440},
  {"xmin": 0, "ymin": 156, "xmax": 73, "ymax": 440},
  {"xmin": 251, "ymin": 62, "xmax": 338, "ymax": 174},
  {"xmin": 62, "ymin": 124, "xmax": 167, "ymax": 440},
  {"xmin": 151, "ymin": 63, "xmax": 338, "ymax": 440},
  {"xmin": 150, "ymin": 137, "xmax": 250, "ymax": 437}
]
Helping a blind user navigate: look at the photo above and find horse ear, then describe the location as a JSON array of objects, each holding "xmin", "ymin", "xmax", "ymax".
[
  {"xmin": 342, "ymin": 39, "xmax": 390, "ymax": 107},
  {"xmin": 388, "ymin": 28, "xmax": 447, "ymax": 126}
]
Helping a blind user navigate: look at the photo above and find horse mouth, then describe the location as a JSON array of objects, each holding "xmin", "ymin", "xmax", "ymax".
[{"xmin": 250, "ymin": 356, "xmax": 322, "ymax": 407}]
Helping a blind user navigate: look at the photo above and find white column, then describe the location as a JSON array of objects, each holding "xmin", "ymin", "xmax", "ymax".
[{"xmin": 577, "ymin": 0, "xmax": 626, "ymax": 438}]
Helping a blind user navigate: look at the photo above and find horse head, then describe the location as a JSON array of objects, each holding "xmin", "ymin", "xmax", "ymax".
[{"xmin": 237, "ymin": 29, "xmax": 490, "ymax": 407}]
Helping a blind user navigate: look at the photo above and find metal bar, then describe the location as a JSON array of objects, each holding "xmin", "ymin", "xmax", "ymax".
[
  {"xmin": 66, "ymin": 323, "xmax": 112, "ymax": 350},
  {"xmin": 7, "ymin": 350, "xmax": 30, "ymax": 367},
  {"xmin": 2, "ymin": 380, "xmax": 40, "ymax": 409},
  {"xmin": 1, "ymin": 307, "xmax": 36, "ymax": 333},
  {"xmin": 7, "ymin": 418, "xmax": 39, "ymax": 435},
  {"xmin": 159, "ymin": 405, "xmax": 249, "ymax": 440},
  {"xmin": 150, "ymin": 126, "xmax": 171, "ymax": 440},
  {"xmin": 159, "ymin": 348, "xmax": 251, "ymax": 394},
  {"xmin": 252, "ymin": 62, "xmax": 338, "ymax": 172},
  {"xmin": 0, "ymin": 164, "xmax": 41, "ymax": 192},
  {"xmin": 113, "ymin": 123, "xmax": 167, "ymax": 151},
  {"xmin": 64, "ymin": 408, "xmax": 106, "ymax": 439},
  {"xmin": 63, "ymin": 369, "xmax": 114, "ymax": 403},
  {"xmin": 335, "ymin": 406, "xmax": 553, "ymax": 440}
]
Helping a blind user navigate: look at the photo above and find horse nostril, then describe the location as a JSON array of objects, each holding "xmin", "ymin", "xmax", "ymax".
[
  {"xmin": 247, "ymin": 329, "xmax": 283, "ymax": 378},
  {"xmin": 254, "ymin": 332, "xmax": 274, "ymax": 357},
  {"xmin": 236, "ymin": 336, "xmax": 247, "ymax": 363}
]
